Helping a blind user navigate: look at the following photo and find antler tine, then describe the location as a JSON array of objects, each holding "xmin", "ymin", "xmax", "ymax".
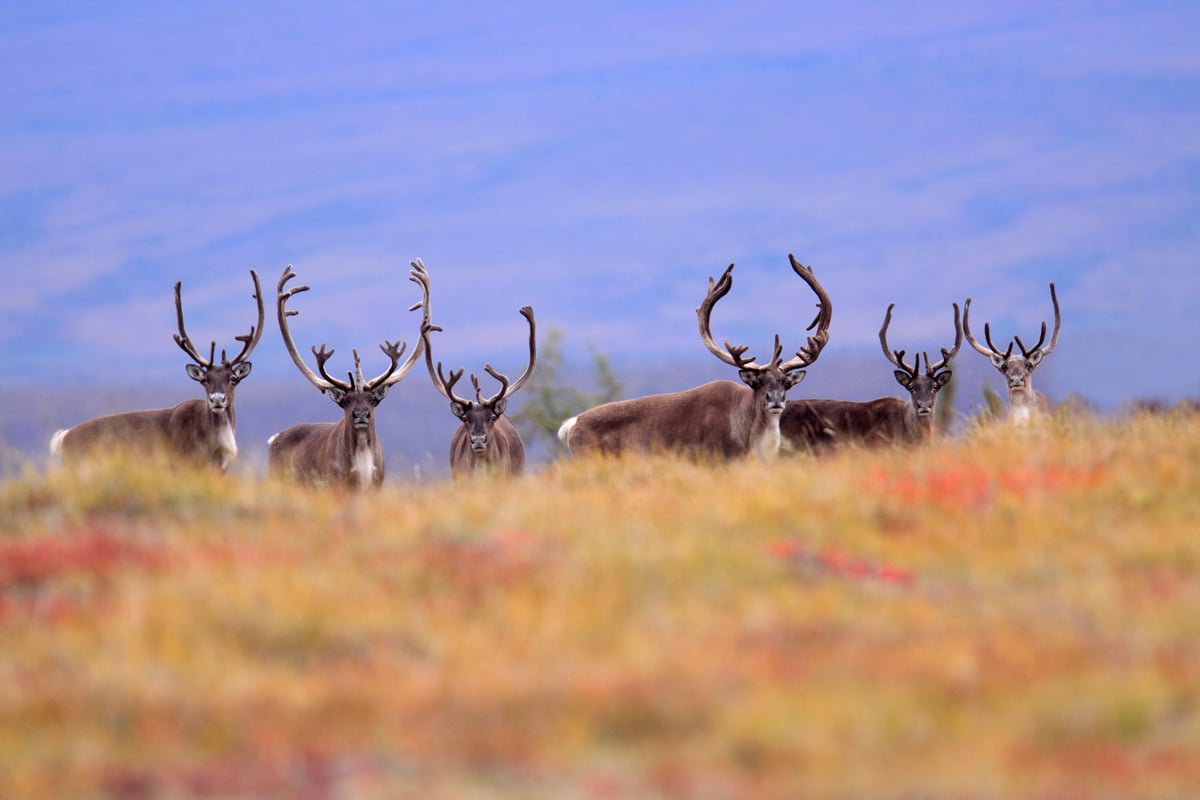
[
  {"xmin": 779, "ymin": 254, "xmax": 832, "ymax": 372},
  {"xmin": 223, "ymin": 269, "xmax": 265, "ymax": 366},
  {"xmin": 501, "ymin": 305, "xmax": 537, "ymax": 397},
  {"xmin": 421, "ymin": 321, "xmax": 452, "ymax": 401},
  {"xmin": 382, "ymin": 258, "xmax": 434, "ymax": 387},
  {"xmin": 1016, "ymin": 282, "xmax": 1062, "ymax": 359},
  {"xmin": 788, "ymin": 254, "xmax": 832, "ymax": 334},
  {"xmin": 1014, "ymin": 322, "xmax": 1045, "ymax": 360},
  {"xmin": 470, "ymin": 374, "xmax": 483, "ymax": 403},
  {"xmin": 311, "ymin": 342, "xmax": 352, "ymax": 392},
  {"xmin": 984, "ymin": 322, "xmax": 1013, "ymax": 360},
  {"xmin": 696, "ymin": 263, "xmax": 744, "ymax": 368},
  {"xmin": 765, "ymin": 334, "xmax": 784, "ymax": 370},
  {"xmin": 879, "ymin": 302, "xmax": 918, "ymax": 376},
  {"xmin": 276, "ymin": 264, "xmax": 341, "ymax": 392},
  {"xmin": 172, "ymin": 280, "xmax": 212, "ymax": 367},
  {"xmin": 438, "ymin": 362, "xmax": 471, "ymax": 406},
  {"xmin": 363, "ymin": 338, "xmax": 408, "ymax": 389},
  {"xmin": 927, "ymin": 301, "xmax": 962, "ymax": 374},
  {"xmin": 1043, "ymin": 282, "xmax": 1062, "ymax": 357},
  {"xmin": 351, "ymin": 349, "xmax": 366, "ymax": 391},
  {"xmin": 724, "ymin": 340, "xmax": 757, "ymax": 368},
  {"xmin": 960, "ymin": 297, "xmax": 1008, "ymax": 359},
  {"xmin": 481, "ymin": 364, "xmax": 511, "ymax": 406}
]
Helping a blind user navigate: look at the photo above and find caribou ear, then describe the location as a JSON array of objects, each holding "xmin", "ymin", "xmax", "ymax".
[
  {"xmin": 1028, "ymin": 350, "xmax": 1045, "ymax": 367},
  {"xmin": 934, "ymin": 370, "xmax": 953, "ymax": 388},
  {"xmin": 784, "ymin": 370, "xmax": 807, "ymax": 389},
  {"xmin": 451, "ymin": 401, "xmax": 468, "ymax": 419},
  {"xmin": 493, "ymin": 397, "xmax": 507, "ymax": 417},
  {"xmin": 185, "ymin": 364, "xmax": 206, "ymax": 382},
  {"xmin": 232, "ymin": 361, "xmax": 252, "ymax": 380},
  {"xmin": 990, "ymin": 353, "xmax": 1007, "ymax": 369},
  {"xmin": 738, "ymin": 368, "xmax": 761, "ymax": 387},
  {"xmin": 327, "ymin": 387, "xmax": 347, "ymax": 404},
  {"xmin": 371, "ymin": 384, "xmax": 390, "ymax": 404},
  {"xmin": 893, "ymin": 370, "xmax": 914, "ymax": 390}
]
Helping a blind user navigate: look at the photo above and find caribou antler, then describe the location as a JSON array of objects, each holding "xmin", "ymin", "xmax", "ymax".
[
  {"xmin": 882, "ymin": 300, "xmax": 962, "ymax": 381},
  {"xmin": 422, "ymin": 304, "xmax": 536, "ymax": 406},
  {"xmin": 697, "ymin": 255, "xmax": 833, "ymax": 374},
  {"xmin": 380, "ymin": 258, "xmax": 434, "ymax": 388},
  {"xmin": 926, "ymin": 302, "xmax": 962, "ymax": 375},
  {"xmin": 173, "ymin": 269, "xmax": 264, "ymax": 369},
  {"xmin": 964, "ymin": 283, "xmax": 1059, "ymax": 367},
  {"xmin": 277, "ymin": 262, "xmax": 427, "ymax": 395},
  {"xmin": 422, "ymin": 322, "xmax": 473, "ymax": 406},
  {"xmin": 1014, "ymin": 282, "xmax": 1060, "ymax": 361},
  {"xmin": 277, "ymin": 266, "xmax": 338, "ymax": 392},
  {"xmin": 782, "ymin": 254, "xmax": 833, "ymax": 371},
  {"xmin": 879, "ymin": 303, "xmax": 919, "ymax": 379},
  {"xmin": 173, "ymin": 281, "xmax": 211, "ymax": 368},
  {"xmin": 696, "ymin": 264, "xmax": 755, "ymax": 368}
]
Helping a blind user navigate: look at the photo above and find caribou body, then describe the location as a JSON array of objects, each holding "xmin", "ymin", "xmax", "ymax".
[
  {"xmin": 559, "ymin": 254, "xmax": 832, "ymax": 460},
  {"xmin": 782, "ymin": 301, "xmax": 961, "ymax": 453},
  {"xmin": 422, "ymin": 306, "xmax": 536, "ymax": 478},
  {"xmin": 50, "ymin": 271, "xmax": 264, "ymax": 470},
  {"xmin": 267, "ymin": 260, "xmax": 432, "ymax": 489},
  {"xmin": 963, "ymin": 282, "xmax": 1061, "ymax": 423}
]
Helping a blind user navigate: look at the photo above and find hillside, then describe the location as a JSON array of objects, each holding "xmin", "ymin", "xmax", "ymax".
[{"xmin": 1, "ymin": 410, "xmax": 1197, "ymax": 798}]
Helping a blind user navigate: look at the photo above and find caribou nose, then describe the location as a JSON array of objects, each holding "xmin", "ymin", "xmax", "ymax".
[
  {"xmin": 353, "ymin": 408, "xmax": 372, "ymax": 428},
  {"xmin": 469, "ymin": 435, "xmax": 488, "ymax": 452},
  {"xmin": 208, "ymin": 392, "xmax": 228, "ymax": 411}
]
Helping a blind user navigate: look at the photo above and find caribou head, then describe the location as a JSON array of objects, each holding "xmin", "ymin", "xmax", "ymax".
[
  {"xmin": 880, "ymin": 301, "xmax": 962, "ymax": 420},
  {"xmin": 270, "ymin": 260, "xmax": 432, "ymax": 488},
  {"xmin": 173, "ymin": 271, "xmax": 264, "ymax": 419},
  {"xmin": 423, "ymin": 306, "xmax": 535, "ymax": 458},
  {"xmin": 697, "ymin": 253, "xmax": 832, "ymax": 417},
  {"xmin": 963, "ymin": 282, "xmax": 1060, "ymax": 417}
]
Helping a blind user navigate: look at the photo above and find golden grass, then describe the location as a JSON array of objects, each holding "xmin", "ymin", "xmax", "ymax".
[{"xmin": 1, "ymin": 413, "xmax": 1198, "ymax": 799}]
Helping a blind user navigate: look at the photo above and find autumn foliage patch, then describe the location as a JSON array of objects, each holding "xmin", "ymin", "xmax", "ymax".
[{"xmin": 1, "ymin": 414, "xmax": 1197, "ymax": 798}]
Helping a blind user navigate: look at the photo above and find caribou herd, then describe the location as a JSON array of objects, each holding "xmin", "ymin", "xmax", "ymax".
[{"xmin": 49, "ymin": 256, "xmax": 1062, "ymax": 486}]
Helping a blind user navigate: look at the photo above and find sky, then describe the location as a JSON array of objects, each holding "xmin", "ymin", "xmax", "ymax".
[{"xmin": 2, "ymin": 1, "xmax": 1199, "ymax": 414}]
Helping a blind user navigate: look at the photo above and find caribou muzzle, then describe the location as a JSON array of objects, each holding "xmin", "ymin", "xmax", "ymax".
[
  {"xmin": 469, "ymin": 434, "xmax": 489, "ymax": 453},
  {"xmin": 208, "ymin": 392, "xmax": 229, "ymax": 412},
  {"xmin": 352, "ymin": 408, "xmax": 372, "ymax": 429}
]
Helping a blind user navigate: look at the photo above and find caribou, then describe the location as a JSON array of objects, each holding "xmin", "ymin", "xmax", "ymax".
[
  {"xmin": 963, "ymin": 282, "xmax": 1060, "ymax": 423},
  {"xmin": 49, "ymin": 270, "xmax": 264, "ymax": 470},
  {"xmin": 267, "ymin": 260, "xmax": 432, "ymax": 488},
  {"xmin": 558, "ymin": 253, "xmax": 832, "ymax": 459},
  {"xmin": 421, "ymin": 305, "xmax": 536, "ymax": 477},
  {"xmin": 782, "ymin": 301, "xmax": 962, "ymax": 453}
]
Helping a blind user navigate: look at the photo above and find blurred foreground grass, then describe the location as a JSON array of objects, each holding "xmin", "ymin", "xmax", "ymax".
[{"xmin": 1, "ymin": 412, "xmax": 1198, "ymax": 799}]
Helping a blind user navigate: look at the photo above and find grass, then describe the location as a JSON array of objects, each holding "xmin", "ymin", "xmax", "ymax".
[{"xmin": 1, "ymin": 411, "xmax": 1198, "ymax": 799}]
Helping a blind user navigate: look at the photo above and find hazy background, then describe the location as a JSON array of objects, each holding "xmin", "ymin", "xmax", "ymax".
[{"xmin": 3, "ymin": 2, "xmax": 1198, "ymax": 475}]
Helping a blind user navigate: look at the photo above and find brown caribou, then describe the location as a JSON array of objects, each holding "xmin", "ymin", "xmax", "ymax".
[
  {"xmin": 782, "ymin": 301, "xmax": 962, "ymax": 453},
  {"xmin": 267, "ymin": 260, "xmax": 432, "ymax": 488},
  {"xmin": 421, "ymin": 305, "xmax": 536, "ymax": 477},
  {"xmin": 963, "ymin": 282, "xmax": 1060, "ymax": 423},
  {"xmin": 49, "ymin": 270, "xmax": 264, "ymax": 470},
  {"xmin": 558, "ymin": 253, "xmax": 832, "ymax": 459}
]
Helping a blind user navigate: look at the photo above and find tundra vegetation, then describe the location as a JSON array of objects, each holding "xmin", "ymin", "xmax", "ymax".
[{"xmin": 1, "ymin": 409, "xmax": 1198, "ymax": 799}]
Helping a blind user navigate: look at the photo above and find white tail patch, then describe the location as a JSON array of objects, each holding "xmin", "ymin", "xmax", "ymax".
[
  {"xmin": 557, "ymin": 416, "xmax": 577, "ymax": 446},
  {"xmin": 49, "ymin": 429, "xmax": 69, "ymax": 456}
]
